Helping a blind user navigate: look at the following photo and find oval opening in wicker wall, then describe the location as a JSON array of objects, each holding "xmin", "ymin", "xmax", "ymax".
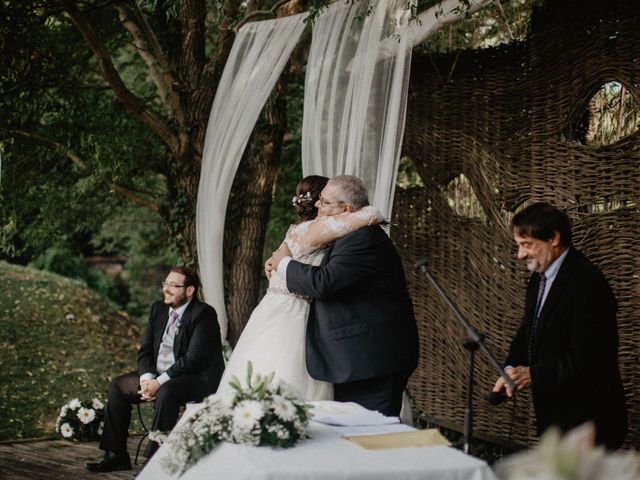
[
  {"xmin": 569, "ymin": 81, "xmax": 640, "ymax": 147},
  {"xmin": 444, "ymin": 173, "xmax": 485, "ymax": 220}
]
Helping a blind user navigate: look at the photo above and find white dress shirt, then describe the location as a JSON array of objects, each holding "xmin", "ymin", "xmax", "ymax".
[{"xmin": 140, "ymin": 301, "xmax": 191, "ymax": 385}]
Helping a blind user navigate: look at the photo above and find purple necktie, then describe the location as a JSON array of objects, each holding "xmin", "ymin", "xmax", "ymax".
[
  {"xmin": 168, "ymin": 311, "xmax": 179, "ymax": 331},
  {"xmin": 528, "ymin": 273, "xmax": 547, "ymax": 361}
]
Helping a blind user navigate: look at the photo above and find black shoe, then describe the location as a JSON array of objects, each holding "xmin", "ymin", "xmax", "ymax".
[{"xmin": 85, "ymin": 451, "xmax": 132, "ymax": 472}]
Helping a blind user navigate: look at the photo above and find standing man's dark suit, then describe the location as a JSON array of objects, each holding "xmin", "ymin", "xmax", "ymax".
[
  {"xmin": 505, "ymin": 248, "xmax": 627, "ymax": 448},
  {"xmin": 287, "ymin": 224, "xmax": 419, "ymax": 416},
  {"xmin": 86, "ymin": 267, "xmax": 224, "ymax": 473},
  {"xmin": 493, "ymin": 203, "xmax": 627, "ymax": 450}
]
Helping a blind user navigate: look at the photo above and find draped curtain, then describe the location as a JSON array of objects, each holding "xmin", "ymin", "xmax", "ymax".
[
  {"xmin": 196, "ymin": 0, "xmax": 491, "ymax": 340},
  {"xmin": 196, "ymin": 14, "xmax": 308, "ymax": 340},
  {"xmin": 301, "ymin": 0, "xmax": 413, "ymax": 217}
]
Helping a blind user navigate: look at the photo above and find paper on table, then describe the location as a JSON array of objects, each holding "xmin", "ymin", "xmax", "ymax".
[
  {"xmin": 312, "ymin": 412, "xmax": 400, "ymax": 426},
  {"xmin": 343, "ymin": 429, "xmax": 451, "ymax": 450},
  {"xmin": 331, "ymin": 423, "xmax": 416, "ymax": 436}
]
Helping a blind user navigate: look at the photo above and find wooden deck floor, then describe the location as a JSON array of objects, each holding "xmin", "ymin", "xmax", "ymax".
[{"xmin": 0, "ymin": 435, "xmax": 149, "ymax": 480}]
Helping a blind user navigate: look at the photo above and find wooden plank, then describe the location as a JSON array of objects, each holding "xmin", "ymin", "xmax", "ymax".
[{"xmin": 0, "ymin": 436, "xmax": 149, "ymax": 480}]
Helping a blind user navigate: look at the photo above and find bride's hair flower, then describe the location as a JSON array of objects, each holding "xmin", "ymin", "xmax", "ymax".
[{"xmin": 291, "ymin": 191, "xmax": 313, "ymax": 206}]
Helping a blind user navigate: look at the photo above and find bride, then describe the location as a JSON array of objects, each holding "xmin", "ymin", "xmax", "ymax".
[{"xmin": 218, "ymin": 175, "xmax": 383, "ymax": 400}]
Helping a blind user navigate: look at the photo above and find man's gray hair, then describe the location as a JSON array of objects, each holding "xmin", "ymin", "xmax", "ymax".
[{"xmin": 328, "ymin": 175, "xmax": 369, "ymax": 210}]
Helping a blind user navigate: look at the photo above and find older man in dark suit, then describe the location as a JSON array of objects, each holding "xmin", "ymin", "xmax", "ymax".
[
  {"xmin": 85, "ymin": 266, "xmax": 224, "ymax": 472},
  {"xmin": 492, "ymin": 203, "xmax": 627, "ymax": 449},
  {"xmin": 271, "ymin": 175, "xmax": 419, "ymax": 417}
]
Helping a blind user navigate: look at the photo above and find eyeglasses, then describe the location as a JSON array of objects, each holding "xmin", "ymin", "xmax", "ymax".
[
  {"xmin": 162, "ymin": 282, "xmax": 187, "ymax": 289},
  {"xmin": 318, "ymin": 197, "xmax": 344, "ymax": 207}
]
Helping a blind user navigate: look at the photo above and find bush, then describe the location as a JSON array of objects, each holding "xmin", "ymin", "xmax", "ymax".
[
  {"xmin": 30, "ymin": 246, "xmax": 130, "ymax": 308},
  {"xmin": 30, "ymin": 246, "xmax": 88, "ymax": 280}
]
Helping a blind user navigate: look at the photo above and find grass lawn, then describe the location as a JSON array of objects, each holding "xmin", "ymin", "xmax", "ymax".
[{"xmin": 0, "ymin": 261, "xmax": 145, "ymax": 440}]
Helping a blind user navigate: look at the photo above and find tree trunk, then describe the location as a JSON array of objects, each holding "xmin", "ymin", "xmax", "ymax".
[
  {"xmin": 167, "ymin": 152, "xmax": 201, "ymax": 268},
  {"xmin": 223, "ymin": 78, "xmax": 288, "ymax": 346}
]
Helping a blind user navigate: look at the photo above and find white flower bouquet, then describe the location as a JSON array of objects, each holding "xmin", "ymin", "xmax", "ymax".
[
  {"xmin": 154, "ymin": 362, "xmax": 312, "ymax": 476},
  {"xmin": 55, "ymin": 397, "xmax": 105, "ymax": 441},
  {"xmin": 494, "ymin": 422, "xmax": 640, "ymax": 480}
]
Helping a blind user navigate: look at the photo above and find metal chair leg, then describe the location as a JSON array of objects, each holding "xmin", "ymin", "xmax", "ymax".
[{"xmin": 134, "ymin": 402, "xmax": 149, "ymax": 465}]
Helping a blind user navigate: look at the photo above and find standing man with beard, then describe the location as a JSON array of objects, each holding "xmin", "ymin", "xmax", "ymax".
[
  {"xmin": 85, "ymin": 266, "xmax": 224, "ymax": 472},
  {"xmin": 492, "ymin": 203, "xmax": 627, "ymax": 449}
]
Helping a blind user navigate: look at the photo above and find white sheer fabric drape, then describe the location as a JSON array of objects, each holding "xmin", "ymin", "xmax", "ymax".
[
  {"xmin": 196, "ymin": 13, "xmax": 308, "ymax": 340},
  {"xmin": 301, "ymin": 0, "xmax": 413, "ymax": 217}
]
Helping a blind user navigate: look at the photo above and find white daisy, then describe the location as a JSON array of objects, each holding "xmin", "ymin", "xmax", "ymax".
[
  {"xmin": 271, "ymin": 395, "xmax": 296, "ymax": 421},
  {"xmin": 92, "ymin": 398, "xmax": 104, "ymax": 410},
  {"xmin": 232, "ymin": 400, "xmax": 264, "ymax": 430},
  {"xmin": 68, "ymin": 398, "xmax": 81, "ymax": 410},
  {"xmin": 97, "ymin": 421, "xmax": 104, "ymax": 436},
  {"xmin": 60, "ymin": 423, "xmax": 74, "ymax": 438},
  {"xmin": 77, "ymin": 407, "xmax": 96, "ymax": 424},
  {"xmin": 59, "ymin": 405, "xmax": 69, "ymax": 417}
]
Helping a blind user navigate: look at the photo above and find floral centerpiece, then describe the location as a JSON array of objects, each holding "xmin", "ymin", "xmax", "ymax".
[
  {"xmin": 55, "ymin": 397, "xmax": 105, "ymax": 441},
  {"xmin": 494, "ymin": 422, "xmax": 640, "ymax": 480},
  {"xmin": 152, "ymin": 362, "xmax": 312, "ymax": 476}
]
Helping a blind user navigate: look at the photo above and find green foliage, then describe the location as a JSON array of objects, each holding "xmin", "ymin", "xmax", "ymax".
[
  {"xmin": 30, "ymin": 246, "xmax": 88, "ymax": 281},
  {"xmin": 416, "ymin": 0, "xmax": 542, "ymax": 54},
  {"xmin": 0, "ymin": 0, "xmax": 168, "ymax": 260},
  {"xmin": 0, "ymin": 261, "xmax": 143, "ymax": 440}
]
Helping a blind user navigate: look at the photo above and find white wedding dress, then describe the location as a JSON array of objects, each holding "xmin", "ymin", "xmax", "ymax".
[{"xmin": 217, "ymin": 207, "xmax": 382, "ymax": 401}]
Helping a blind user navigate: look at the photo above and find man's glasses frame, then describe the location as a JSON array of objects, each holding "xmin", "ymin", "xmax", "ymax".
[
  {"xmin": 318, "ymin": 197, "xmax": 344, "ymax": 207},
  {"xmin": 162, "ymin": 282, "xmax": 187, "ymax": 289}
]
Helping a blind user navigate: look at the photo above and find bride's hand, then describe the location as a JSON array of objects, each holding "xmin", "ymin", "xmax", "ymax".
[
  {"xmin": 271, "ymin": 243, "xmax": 292, "ymax": 272},
  {"xmin": 264, "ymin": 257, "xmax": 274, "ymax": 279}
]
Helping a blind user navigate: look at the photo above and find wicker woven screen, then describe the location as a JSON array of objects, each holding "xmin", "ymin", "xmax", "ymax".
[{"xmin": 394, "ymin": 0, "xmax": 639, "ymax": 447}]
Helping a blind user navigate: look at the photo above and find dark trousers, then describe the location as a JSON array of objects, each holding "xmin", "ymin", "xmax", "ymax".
[
  {"xmin": 99, "ymin": 371, "xmax": 209, "ymax": 458},
  {"xmin": 333, "ymin": 371, "xmax": 411, "ymax": 417}
]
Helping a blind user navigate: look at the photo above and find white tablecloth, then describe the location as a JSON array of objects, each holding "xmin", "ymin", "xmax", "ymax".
[{"xmin": 138, "ymin": 403, "xmax": 498, "ymax": 480}]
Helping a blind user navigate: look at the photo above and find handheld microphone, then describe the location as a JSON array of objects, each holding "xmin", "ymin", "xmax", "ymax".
[{"xmin": 486, "ymin": 391, "xmax": 510, "ymax": 405}]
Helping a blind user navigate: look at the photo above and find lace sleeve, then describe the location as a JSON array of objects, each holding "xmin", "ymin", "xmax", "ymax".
[{"xmin": 288, "ymin": 206, "xmax": 384, "ymax": 255}]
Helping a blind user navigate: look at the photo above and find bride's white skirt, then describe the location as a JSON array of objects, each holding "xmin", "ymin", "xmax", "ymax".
[{"xmin": 217, "ymin": 288, "xmax": 332, "ymax": 401}]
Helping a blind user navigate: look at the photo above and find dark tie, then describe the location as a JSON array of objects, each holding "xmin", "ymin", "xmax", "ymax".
[{"xmin": 528, "ymin": 273, "xmax": 547, "ymax": 361}]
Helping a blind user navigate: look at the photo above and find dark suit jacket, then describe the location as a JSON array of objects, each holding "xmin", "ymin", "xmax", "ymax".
[
  {"xmin": 506, "ymin": 247, "xmax": 627, "ymax": 448},
  {"xmin": 286, "ymin": 225, "xmax": 419, "ymax": 384},
  {"xmin": 137, "ymin": 297, "xmax": 224, "ymax": 395}
]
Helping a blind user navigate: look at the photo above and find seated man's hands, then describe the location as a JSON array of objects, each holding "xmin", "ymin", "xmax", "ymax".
[{"xmin": 139, "ymin": 378, "xmax": 161, "ymax": 401}]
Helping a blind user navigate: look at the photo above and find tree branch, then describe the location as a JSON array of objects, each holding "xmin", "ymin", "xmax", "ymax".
[
  {"xmin": 114, "ymin": 4, "xmax": 170, "ymax": 107},
  {"xmin": 60, "ymin": 0, "xmax": 180, "ymax": 156},
  {"xmin": 13, "ymin": 129, "xmax": 87, "ymax": 169},
  {"xmin": 128, "ymin": 3, "xmax": 184, "ymax": 120},
  {"xmin": 12, "ymin": 129, "xmax": 161, "ymax": 213},
  {"xmin": 234, "ymin": 0, "xmax": 299, "ymax": 32},
  {"xmin": 494, "ymin": 0, "xmax": 514, "ymax": 41}
]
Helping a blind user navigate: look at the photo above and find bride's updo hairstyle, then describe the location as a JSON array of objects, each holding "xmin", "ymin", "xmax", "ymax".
[{"xmin": 293, "ymin": 175, "xmax": 328, "ymax": 222}]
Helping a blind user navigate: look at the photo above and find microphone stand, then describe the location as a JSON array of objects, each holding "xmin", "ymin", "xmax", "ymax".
[{"xmin": 415, "ymin": 259, "xmax": 517, "ymax": 455}]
